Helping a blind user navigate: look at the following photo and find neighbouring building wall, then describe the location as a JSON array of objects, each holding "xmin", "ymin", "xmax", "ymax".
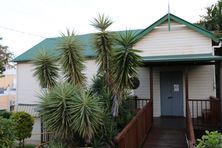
[
  {"xmin": 134, "ymin": 21, "xmax": 212, "ymax": 57},
  {"xmin": 134, "ymin": 65, "xmax": 216, "ymax": 117},
  {"xmin": 17, "ymin": 60, "xmax": 98, "ymax": 104},
  {"xmin": 0, "ymin": 75, "xmax": 16, "ymax": 88},
  {"xmin": 0, "ymin": 66, "xmax": 16, "ymax": 110},
  {"xmin": 0, "ymin": 66, "xmax": 16, "ymax": 89},
  {"xmin": 0, "ymin": 94, "xmax": 16, "ymax": 110}
]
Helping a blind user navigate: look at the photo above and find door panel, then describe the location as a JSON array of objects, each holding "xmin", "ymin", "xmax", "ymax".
[{"xmin": 160, "ymin": 71, "xmax": 183, "ymax": 116}]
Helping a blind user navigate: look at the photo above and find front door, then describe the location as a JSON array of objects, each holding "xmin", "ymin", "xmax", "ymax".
[{"xmin": 160, "ymin": 71, "xmax": 183, "ymax": 116}]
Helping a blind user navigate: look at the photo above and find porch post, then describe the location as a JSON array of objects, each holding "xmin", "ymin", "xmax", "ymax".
[
  {"xmin": 219, "ymin": 62, "xmax": 222, "ymax": 128},
  {"xmin": 185, "ymin": 69, "xmax": 189, "ymax": 116},
  {"xmin": 150, "ymin": 66, "xmax": 153, "ymax": 100},
  {"xmin": 150, "ymin": 66, "xmax": 153, "ymax": 120}
]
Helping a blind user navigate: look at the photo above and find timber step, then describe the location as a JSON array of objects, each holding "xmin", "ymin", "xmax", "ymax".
[{"xmin": 142, "ymin": 127, "xmax": 187, "ymax": 148}]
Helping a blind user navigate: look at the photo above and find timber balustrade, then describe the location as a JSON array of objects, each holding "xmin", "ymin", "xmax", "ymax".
[
  {"xmin": 115, "ymin": 99, "xmax": 152, "ymax": 148},
  {"xmin": 188, "ymin": 96, "xmax": 221, "ymax": 127},
  {"xmin": 132, "ymin": 96, "xmax": 149, "ymax": 111}
]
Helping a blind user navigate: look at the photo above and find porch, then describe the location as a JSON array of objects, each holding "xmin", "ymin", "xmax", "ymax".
[
  {"xmin": 115, "ymin": 97, "xmax": 221, "ymax": 148},
  {"xmin": 115, "ymin": 55, "xmax": 222, "ymax": 148}
]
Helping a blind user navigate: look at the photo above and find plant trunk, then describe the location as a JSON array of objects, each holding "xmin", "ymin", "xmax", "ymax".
[{"xmin": 112, "ymin": 95, "xmax": 119, "ymax": 117}]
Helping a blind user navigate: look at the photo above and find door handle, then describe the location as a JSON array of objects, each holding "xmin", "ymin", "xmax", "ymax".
[{"xmin": 168, "ymin": 96, "xmax": 173, "ymax": 99}]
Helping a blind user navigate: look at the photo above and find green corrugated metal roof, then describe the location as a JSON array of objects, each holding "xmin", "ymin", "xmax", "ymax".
[
  {"xmin": 143, "ymin": 54, "xmax": 222, "ymax": 63},
  {"xmin": 13, "ymin": 30, "xmax": 142, "ymax": 62}
]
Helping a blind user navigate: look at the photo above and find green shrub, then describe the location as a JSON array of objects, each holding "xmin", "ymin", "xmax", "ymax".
[
  {"xmin": 0, "ymin": 110, "xmax": 12, "ymax": 119},
  {"xmin": 196, "ymin": 130, "xmax": 222, "ymax": 148},
  {"xmin": 11, "ymin": 111, "xmax": 34, "ymax": 147},
  {"xmin": 44, "ymin": 140, "xmax": 66, "ymax": 148},
  {"xmin": 0, "ymin": 117, "xmax": 16, "ymax": 147}
]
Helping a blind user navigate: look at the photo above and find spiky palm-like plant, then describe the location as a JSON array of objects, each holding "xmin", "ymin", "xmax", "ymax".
[
  {"xmin": 111, "ymin": 30, "xmax": 142, "ymax": 116},
  {"xmin": 70, "ymin": 90, "xmax": 103, "ymax": 144},
  {"xmin": 33, "ymin": 50, "xmax": 59, "ymax": 88},
  {"xmin": 39, "ymin": 83, "xmax": 78, "ymax": 141},
  {"xmin": 58, "ymin": 30, "xmax": 86, "ymax": 86},
  {"xmin": 39, "ymin": 83, "xmax": 104, "ymax": 145},
  {"xmin": 91, "ymin": 14, "xmax": 114, "ymax": 88}
]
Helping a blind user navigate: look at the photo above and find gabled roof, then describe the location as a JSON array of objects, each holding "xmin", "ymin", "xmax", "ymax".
[
  {"xmin": 13, "ymin": 13, "xmax": 220, "ymax": 62},
  {"xmin": 134, "ymin": 13, "xmax": 220, "ymax": 43}
]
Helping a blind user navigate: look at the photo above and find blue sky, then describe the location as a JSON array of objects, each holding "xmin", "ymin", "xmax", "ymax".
[{"xmin": 0, "ymin": 0, "xmax": 218, "ymax": 56}]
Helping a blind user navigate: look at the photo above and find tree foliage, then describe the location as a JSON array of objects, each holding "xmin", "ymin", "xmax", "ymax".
[
  {"xmin": 10, "ymin": 112, "xmax": 34, "ymax": 147},
  {"xmin": 197, "ymin": 130, "xmax": 222, "ymax": 148},
  {"xmin": 0, "ymin": 110, "xmax": 12, "ymax": 119},
  {"xmin": 0, "ymin": 38, "xmax": 13, "ymax": 76},
  {"xmin": 197, "ymin": 0, "xmax": 222, "ymax": 37},
  {"xmin": 0, "ymin": 117, "xmax": 16, "ymax": 147}
]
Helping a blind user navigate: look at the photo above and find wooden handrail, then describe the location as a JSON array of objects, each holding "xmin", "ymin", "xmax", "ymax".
[
  {"xmin": 186, "ymin": 105, "xmax": 196, "ymax": 147},
  {"xmin": 115, "ymin": 99, "xmax": 152, "ymax": 148}
]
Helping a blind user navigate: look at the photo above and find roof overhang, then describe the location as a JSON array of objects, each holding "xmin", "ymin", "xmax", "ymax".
[{"xmin": 142, "ymin": 54, "xmax": 222, "ymax": 65}]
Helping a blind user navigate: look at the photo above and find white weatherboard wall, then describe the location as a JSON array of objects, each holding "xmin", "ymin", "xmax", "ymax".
[
  {"xmin": 134, "ymin": 65, "xmax": 216, "ymax": 117},
  {"xmin": 134, "ymin": 21, "xmax": 212, "ymax": 57},
  {"xmin": 83, "ymin": 60, "xmax": 98, "ymax": 86},
  {"xmin": 17, "ymin": 63, "xmax": 41, "ymax": 104},
  {"xmin": 17, "ymin": 60, "xmax": 98, "ymax": 105}
]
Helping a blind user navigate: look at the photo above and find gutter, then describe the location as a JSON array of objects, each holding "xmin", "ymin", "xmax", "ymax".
[{"xmin": 212, "ymin": 41, "xmax": 222, "ymax": 56}]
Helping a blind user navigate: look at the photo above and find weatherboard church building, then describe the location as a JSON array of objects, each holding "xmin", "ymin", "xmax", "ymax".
[{"xmin": 13, "ymin": 13, "xmax": 222, "ymax": 141}]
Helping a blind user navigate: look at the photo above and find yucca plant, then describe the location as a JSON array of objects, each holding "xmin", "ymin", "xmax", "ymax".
[
  {"xmin": 91, "ymin": 14, "xmax": 114, "ymax": 89},
  {"xmin": 70, "ymin": 90, "xmax": 104, "ymax": 145},
  {"xmin": 39, "ymin": 83, "xmax": 104, "ymax": 146},
  {"xmin": 111, "ymin": 30, "xmax": 142, "ymax": 116},
  {"xmin": 58, "ymin": 29, "xmax": 86, "ymax": 86},
  {"xmin": 38, "ymin": 83, "xmax": 78, "ymax": 141},
  {"xmin": 33, "ymin": 50, "xmax": 59, "ymax": 89}
]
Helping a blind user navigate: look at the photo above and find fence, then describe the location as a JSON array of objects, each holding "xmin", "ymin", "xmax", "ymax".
[{"xmin": 115, "ymin": 99, "xmax": 152, "ymax": 148}]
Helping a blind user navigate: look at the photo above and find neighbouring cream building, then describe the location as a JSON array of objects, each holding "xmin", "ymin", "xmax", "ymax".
[{"xmin": 0, "ymin": 65, "xmax": 16, "ymax": 111}]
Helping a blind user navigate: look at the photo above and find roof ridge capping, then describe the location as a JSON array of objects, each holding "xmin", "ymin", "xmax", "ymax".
[{"xmin": 134, "ymin": 13, "xmax": 220, "ymax": 43}]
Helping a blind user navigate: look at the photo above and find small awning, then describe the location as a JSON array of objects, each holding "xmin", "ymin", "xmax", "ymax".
[
  {"xmin": 143, "ymin": 54, "xmax": 222, "ymax": 64},
  {"xmin": 17, "ymin": 104, "xmax": 39, "ymax": 117}
]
